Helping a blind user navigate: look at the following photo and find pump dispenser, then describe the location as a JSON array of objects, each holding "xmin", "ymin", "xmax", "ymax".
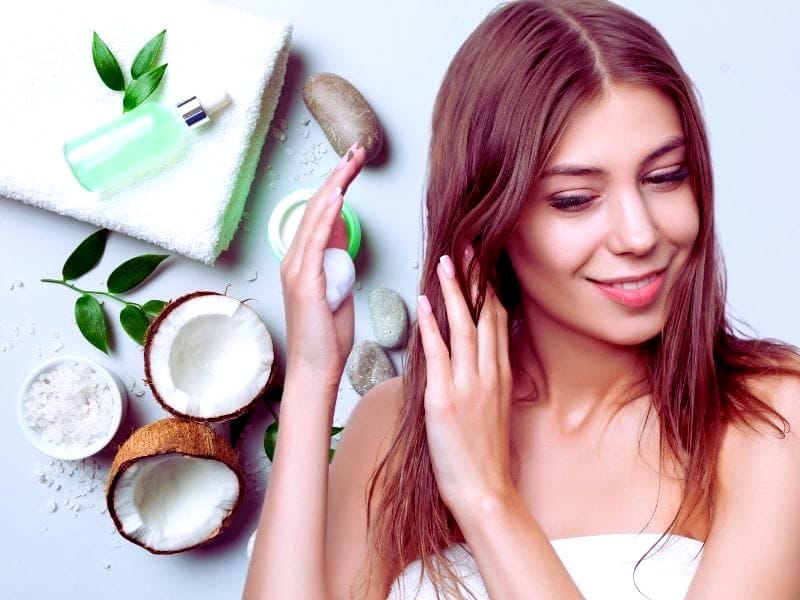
[{"xmin": 63, "ymin": 90, "xmax": 230, "ymax": 191}]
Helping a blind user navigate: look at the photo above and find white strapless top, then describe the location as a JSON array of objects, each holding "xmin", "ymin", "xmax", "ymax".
[{"xmin": 387, "ymin": 533, "xmax": 704, "ymax": 599}]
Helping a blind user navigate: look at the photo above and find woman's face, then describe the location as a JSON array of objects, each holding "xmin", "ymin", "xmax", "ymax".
[{"xmin": 506, "ymin": 83, "xmax": 700, "ymax": 347}]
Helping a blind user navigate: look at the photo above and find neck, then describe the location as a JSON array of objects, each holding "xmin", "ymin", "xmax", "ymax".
[{"xmin": 511, "ymin": 304, "xmax": 650, "ymax": 434}]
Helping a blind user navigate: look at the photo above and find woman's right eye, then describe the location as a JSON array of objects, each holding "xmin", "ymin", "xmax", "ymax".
[{"xmin": 549, "ymin": 195, "xmax": 594, "ymax": 212}]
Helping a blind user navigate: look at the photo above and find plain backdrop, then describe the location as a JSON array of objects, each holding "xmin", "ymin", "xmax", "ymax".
[{"xmin": 1, "ymin": 1, "xmax": 798, "ymax": 598}]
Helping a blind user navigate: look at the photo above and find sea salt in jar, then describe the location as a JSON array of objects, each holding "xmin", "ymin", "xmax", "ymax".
[{"xmin": 16, "ymin": 356, "xmax": 127, "ymax": 460}]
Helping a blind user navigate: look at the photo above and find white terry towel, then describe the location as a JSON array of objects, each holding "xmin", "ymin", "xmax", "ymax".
[{"xmin": 0, "ymin": 0, "xmax": 291, "ymax": 264}]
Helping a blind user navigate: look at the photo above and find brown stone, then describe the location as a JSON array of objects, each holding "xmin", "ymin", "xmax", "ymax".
[{"xmin": 302, "ymin": 72, "xmax": 383, "ymax": 162}]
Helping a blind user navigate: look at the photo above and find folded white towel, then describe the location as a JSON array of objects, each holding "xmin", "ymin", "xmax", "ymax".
[{"xmin": 0, "ymin": 0, "xmax": 291, "ymax": 264}]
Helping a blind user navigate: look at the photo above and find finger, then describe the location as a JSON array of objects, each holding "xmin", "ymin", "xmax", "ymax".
[
  {"xmin": 492, "ymin": 286, "xmax": 512, "ymax": 393},
  {"xmin": 299, "ymin": 187, "xmax": 345, "ymax": 276},
  {"xmin": 416, "ymin": 294, "xmax": 453, "ymax": 395},
  {"xmin": 477, "ymin": 284, "xmax": 498, "ymax": 381},
  {"xmin": 437, "ymin": 254, "xmax": 477, "ymax": 378},
  {"xmin": 283, "ymin": 143, "xmax": 366, "ymax": 271}
]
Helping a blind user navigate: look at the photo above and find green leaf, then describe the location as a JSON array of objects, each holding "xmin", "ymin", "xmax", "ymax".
[
  {"xmin": 331, "ymin": 426, "xmax": 344, "ymax": 437},
  {"xmin": 131, "ymin": 29, "xmax": 166, "ymax": 79},
  {"xmin": 142, "ymin": 299, "xmax": 167, "ymax": 318},
  {"xmin": 92, "ymin": 32, "xmax": 125, "ymax": 91},
  {"xmin": 62, "ymin": 229, "xmax": 109, "ymax": 281},
  {"xmin": 123, "ymin": 63, "xmax": 168, "ymax": 113},
  {"xmin": 119, "ymin": 305, "xmax": 150, "ymax": 346},
  {"xmin": 75, "ymin": 294, "xmax": 109, "ymax": 354},
  {"xmin": 106, "ymin": 254, "xmax": 169, "ymax": 293},
  {"xmin": 264, "ymin": 420, "xmax": 278, "ymax": 463},
  {"xmin": 329, "ymin": 448, "xmax": 335, "ymax": 463}
]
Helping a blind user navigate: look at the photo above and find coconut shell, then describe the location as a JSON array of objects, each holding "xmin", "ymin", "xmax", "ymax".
[
  {"xmin": 143, "ymin": 290, "xmax": 276, "ymax": 423},
  {"xmin": 105, "ymin": 417, "xmax": 245, "ymax": 554}
]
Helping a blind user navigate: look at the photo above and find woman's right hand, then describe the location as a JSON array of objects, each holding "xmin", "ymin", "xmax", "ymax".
[{"xmin": 279, "ymin": 142, "xmax": 367, "ymax": 391}]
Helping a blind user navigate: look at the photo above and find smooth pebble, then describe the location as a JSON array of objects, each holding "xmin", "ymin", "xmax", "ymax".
[
  {"xmin": 368, "ymin": 287, "xmax": 409, "ymax": 349},
  {"xmin": 346, "ymin": 341, "xmax": 396, "ymax": 396},
  {"xmin": 302, "ymin": 72, "xmax": 383, "ymax": 162}
]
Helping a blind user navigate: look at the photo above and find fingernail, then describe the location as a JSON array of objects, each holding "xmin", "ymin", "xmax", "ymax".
[
  {"xmin": 418, "ymin": 295, "xmax": 432, "ymax": 315},
  {"xmin": 439, "ymin": 255, "xmax": 455, "ymax": 279},
  {"xmin": 327, "ymin": 186, "xmax": 342, "ymax": 205}
]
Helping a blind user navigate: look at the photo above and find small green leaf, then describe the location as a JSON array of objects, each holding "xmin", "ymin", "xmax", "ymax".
[
  {"xmin": 120, "ymin": 305, "xmax": 150, "ymax": 346},
  {"xmin": 264, "ymin": 420, "xmax": 279, "ymax": 463},
  {"xmin": 92, "ymin": 32, "xmax": 125, "ymax": 91},
  {"xmin": 331, "ymin": 426, "xmax": 344, "ymax": 437},
  {"xmin": 75, "ymin": 294, "xmax": 109, "ymax": 354},
  {"xmin": 62, "ymin": 229, "xmax": 109, "ymax": 281},
  {"xmin": 131, "ymin": 29, "xmax": 166, "ymax": 79},
  {"xmin": 123, "ymin": 63, "xmax": 168, "ymax": 113},
  {"xmin": 329, "ymin": 448, "xmax": 336, "ymax": 463},
  {"xmin": 106, "ymin": 254, "xmax": 169, "ymax": 293},
  {"xmin": 142, "ymin": 299, "xmax": 167, "ymax": 318}
]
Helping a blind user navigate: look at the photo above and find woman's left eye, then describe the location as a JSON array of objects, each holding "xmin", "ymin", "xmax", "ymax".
[{"xmin": 644, "ymin": 165, "xmax": 690, "ymax": 188}]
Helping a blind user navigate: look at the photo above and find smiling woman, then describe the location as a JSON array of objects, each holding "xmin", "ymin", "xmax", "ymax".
[{"xmin": 244, "ymin": 1, "xmax": 800, "ymax": 599}]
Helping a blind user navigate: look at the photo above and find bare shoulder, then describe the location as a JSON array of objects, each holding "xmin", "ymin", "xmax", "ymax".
[
  {"xmin": 688, "ymin": 357, "xmax": 800, "ymax": 597},
  {"xmin": 325, "ymin": 376, "xmax": 405, "ymax": 600}
]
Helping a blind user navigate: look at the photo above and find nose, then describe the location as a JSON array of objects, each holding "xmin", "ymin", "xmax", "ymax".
[{"xmin": 605, "ymin": 188, "xmax": 658, "ymax": 256}]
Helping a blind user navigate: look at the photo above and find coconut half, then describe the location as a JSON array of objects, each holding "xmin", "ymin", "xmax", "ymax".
[
  {"xmin": 144, "ymin": 291, "xmax": 275, "ymax": 422},
  {"xmin": 106, "ymin": 417, "xmax": 245, "ymax": 554}
]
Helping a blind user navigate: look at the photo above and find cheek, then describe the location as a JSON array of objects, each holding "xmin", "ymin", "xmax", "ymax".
[{"xmin": 655, "ymin": 190, "xmax": 700, "ymax": 249}]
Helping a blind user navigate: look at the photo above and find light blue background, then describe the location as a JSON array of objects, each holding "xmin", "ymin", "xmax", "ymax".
[{"xmin": 1, "ymin": 1, "xmax": 798, "ymax": 598}]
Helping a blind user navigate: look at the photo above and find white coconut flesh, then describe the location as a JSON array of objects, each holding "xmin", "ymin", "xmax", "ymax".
[
  {"xmin": 113, "ymin": 452, "xmax": 240, "ymax": 552},
  {"xmin": 147, "ymin": 294, "xmax": 273, "ymax": 419}
]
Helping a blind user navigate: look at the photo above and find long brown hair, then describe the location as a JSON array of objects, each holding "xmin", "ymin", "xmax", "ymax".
[{"xmin": 360, "ymin": 1, "xmax": 800, "ymax": 598}]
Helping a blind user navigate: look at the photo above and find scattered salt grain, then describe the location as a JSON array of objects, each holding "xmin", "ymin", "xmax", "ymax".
[
  {"xmin": 102, "ymin": 561, "xmax": 111, "ymax": 569},
  {"xmin": 134, "ymin": 390, "xmax": 145, "ymax": 397},
  {"xmin": 279, "ymin": 132, "xmax": 287, "ymax": 143},
  {"xmin": 51, "ymin": 341, "xmax": 64, "ymax": 352},
  {"xmin": 22, "ymin": 360, "xmax": 114, "ymax": 448},
  {"xmin": 304, "ymin": 130, "xmax": 310, "ymax": 139},
  {"xmin": 319, "ymin": 167, "xmax": 330, "ymax": 177},
  {"xmin": 246, "ymin": 270, "xmax": 258, "ymax": 282},
  {"xmin": 47, "ymin": 500, "xmax": 57, "ymax": 513}
]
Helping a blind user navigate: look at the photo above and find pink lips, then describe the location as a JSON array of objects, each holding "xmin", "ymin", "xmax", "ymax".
[{"xmin": 591, "ymin": 270, "xmax": 665, "ymax": 308}]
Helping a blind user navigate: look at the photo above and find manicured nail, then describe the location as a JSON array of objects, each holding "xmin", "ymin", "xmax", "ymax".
[
  {"xmin": 327, "ymin": 186, "xmax": 342, "ymax": 205},
  {"xmin": 439, "ymin": 255, "xmax": 455, "ymax": 279},
  {"xmin": 418, "ymin": 295, "xmax": 432, "ymax": 315}
]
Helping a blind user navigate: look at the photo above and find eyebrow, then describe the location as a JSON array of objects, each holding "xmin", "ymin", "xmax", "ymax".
[{"xmin": 539, "ymin": 136, "xmax": 686, "ymax": 179}]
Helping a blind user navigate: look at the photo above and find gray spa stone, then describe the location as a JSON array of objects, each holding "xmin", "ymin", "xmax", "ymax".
[
  {"xmin": 345, "ymin": 340, "xmax": 396, "ymax": 396},
  {"xmin": 302, "ymin": 72, "xmax": 384, "ymax": 162},
  {"xmin": 368, "ymin": 287, "xmax": 409, "ymax": 349}
]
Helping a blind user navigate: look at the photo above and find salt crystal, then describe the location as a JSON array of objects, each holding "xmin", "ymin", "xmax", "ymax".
[
  {"xmin": 51, "ymin": 331, "xmax": 60, "ymax": 339},
  {"xmin": 246, "ymin": 270, "xmax": 258, "ymax": 282},
  {"xmin": 8, "ymin": 281, "xmax": 15, "ymax": 290},
  {"xmin": 134, "ymin": 390, "xmax": 145, "ymax": 397},
  {"xmin": 301, "ymin": 118, "xmax": 310, "ymax": 126},
  {"xmin": 47, "ymin": 500, "xmax": 57, "ymax": 513},
  {"xmin": 322, "ymin": 147, "xmax": 328, "ymax": 154},
  {"xmin": 28, "ymin": 323, "xmax": 36, "ymax": 334},
  {"xmin": 52, "ymin": 341, "xmax": 64, "ymax": 352},
  {"xmin": 279, "ymin": 133, "xmax": 287, "ymax": 143},
  {"xmin": 16, "ymin": 280, "xmax": 24, "ymax": 288},
  {"xmin": 286, "ymin": 148, "xmax": 295, "ymax": 156},
  {"xmin": 355, "ymin": 282, "xmax": 363, "ymax": 290},
  {"xmin": 304, "ymin": 130, "xmax": 310, "ymax": 139},
  {"xmin": 126, "ymin": 376, "xmax": 135, "ymax": 391},
  {"xmin": 319, "ymin": 167, "xmax": 331, "ymax": 177},
  {"xmin": 103, "ymin": 562, "xmax": 111, "ymax": 569}
]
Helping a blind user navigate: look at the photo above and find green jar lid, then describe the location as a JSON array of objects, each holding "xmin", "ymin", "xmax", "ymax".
[{"xmin": 267, "ymin": 188, "xmax": 361, "ymax": 262}]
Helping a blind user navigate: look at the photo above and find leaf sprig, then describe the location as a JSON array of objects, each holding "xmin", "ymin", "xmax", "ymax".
[
  {"xmin": 41, "ymin": 228, "xmax": 170, "ymax": 353},
  {"xmin": 92, "ymin": 30, "xmax": 168, "ymax": 113}
]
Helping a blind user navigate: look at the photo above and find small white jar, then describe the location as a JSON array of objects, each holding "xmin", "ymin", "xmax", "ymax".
[{"xmin": 16, "ymin": 355, "xmax": 128, "ymax": 460}]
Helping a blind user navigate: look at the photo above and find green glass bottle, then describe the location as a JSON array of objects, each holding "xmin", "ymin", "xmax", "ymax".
[{"xmin": 63, "ymin": 91, "xmax": 229, "ymax": 191}]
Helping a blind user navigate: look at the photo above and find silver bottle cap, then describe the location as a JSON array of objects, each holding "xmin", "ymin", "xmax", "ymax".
[{"xmin": 176, "ymin": 96, "xmax": 210, "ymax": 129}]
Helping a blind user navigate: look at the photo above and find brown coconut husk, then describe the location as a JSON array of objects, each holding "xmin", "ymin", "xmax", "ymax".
[
  {"xmin": 143, "ymin": 290, "xmax": 276, "ymax": 423},
  {"xmin": 105, "ymin": 417, "xmax": 246, "ymax": 554}
]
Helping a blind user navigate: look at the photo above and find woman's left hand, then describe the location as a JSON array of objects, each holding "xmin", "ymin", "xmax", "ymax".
[{"xmin": 417, "ymin": 248, "xmax": 515, "ymax": 520}]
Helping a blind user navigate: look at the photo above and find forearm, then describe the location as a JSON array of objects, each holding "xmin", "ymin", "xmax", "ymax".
[
  {"xmin": 455, "ymin": 492, "xmax": 584, "ymax": 600},
  {"xmin": 242, "ymin": 374, "xmax": 337, "ymax": 599}
]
